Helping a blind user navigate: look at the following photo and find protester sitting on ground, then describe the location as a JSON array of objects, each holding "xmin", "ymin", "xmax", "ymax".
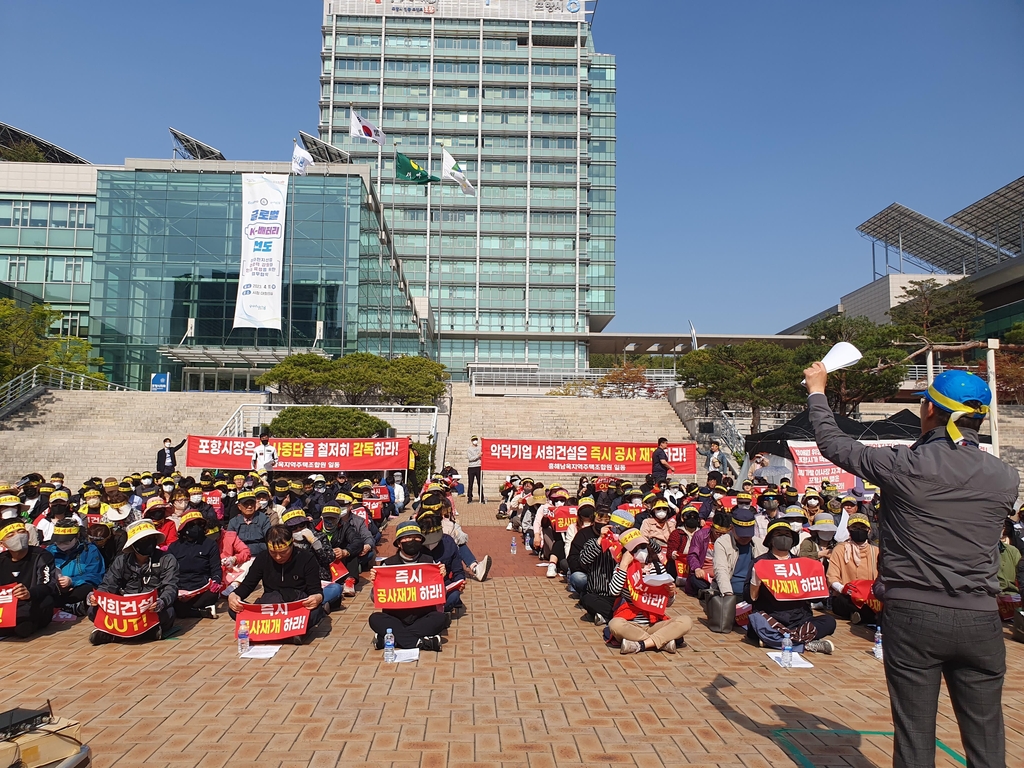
[
  {"xmin": 639, "ymin": 498, "xmax": 675, "ymax": 549},
  {"xmin": 779, "ymin": 505, "xmax": 811, "ymax": 554},
  {"xmin": 747, "ymin": 520, "xmax": 836, "ymax": 654},
  {"xmin": 799, "ymin": 513, "xmax": 838, "ymax": 568},
  {"xmin": 227, "ymin": 490, "xmax": 271, "ymax": 556},
  {"xmin": 367, "ymin": 520, "xmax": 449, "ymax": 652},
  {"xmin": 203, "ymin": 518, "xmax": 251, "ymax": 592},
  {"xmin": 36, "ymin": 490, "xmax": 82, "ymax": 542},
  {"xmin": 827, "ymin": 512, "xmax": 880, "ymax": 625},
  {"xmin": 87, "ymin": 519, "xmax": 179, "ymax": 645},
  {"xmin": 666, "ymin": 505, "xmax": 701, "ymax": 584},
  {"xmin": 103, "ymin": 491, "xmax": 139, "ymax": 526},
  {"xmin": 47, "ymin": 520, "xmax": 105, "ymax": 617},
  {"xmin": 698, "ymin": 479, "xmax": 728, "ymax": 521},
  {"xmin": 999, "ymin": 518, "xmax": 1022, "ymax": 595},
  {"xmin": 321, "ymin": 495, "xmax": 374, "ymax": 598},
  {"xmin": 1, "ymin": 494, "xmax": 41, "ymax": 546},
  {"xmin": 227, "ymin": 525, "xmax": 325, "ymax": 645},
  {"xmin": 578, "ymin": 508, "xmax": 634, "ymax": 625},
  {"xmin": 519, "ymin": 487, "xmax": 547, "ymax": 551},
  {"xmin": 141, "ymin": 496, "xmax": 178, "ymax": 549},
  {"xmin": 801, "ymin": 488, "xmax": 824, "ymax": 520},
  {"xmin": 685, "ymin": 511, "xmax": 731, "ymax": 596},
  {"xmin": 167, "ymin": 510, "xmax": 222, "ymax": 620},
  {"xmin": 712, "ymin": 506, "xmax": 759, "ymax": 599},
  {"xmin": 440, "ymin": 499, "xmax": 492, "ymax": 582},
  {"xmin": 87, "ymin": 520, "xmax": 120, "ymax": 567},
  {"xmin": 79, "ymin": 488, "xmax": 111, "ymax": 524},
  {"xmin": 533, "ymin": 486, "xmax": 571, "ymax": 578},
  {"xmin": 0, "ymin": 519, "xmax": 59, "ymax": 638},
  {"xmin": 416, "ymin": 506, "xmax": 466, "ymax": 616},
  {"xmin": 566, "ymin": 499, "xmax": 599, "ymax": 598},
  {"xmin": 282, "ymin": 508, "xmax": 343, "ymax": 610},
  {"xmin": 505, "ymin": 477, "xmax": 535, "ymax": 531},
  {"xmin": 608, "ymin": 529, "xmax": 692, "ymax": 654}
]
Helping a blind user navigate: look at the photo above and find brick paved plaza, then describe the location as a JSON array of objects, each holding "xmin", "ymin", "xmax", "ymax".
[{"xmin": 2, "ymin": 517, "xmax": 1023, "ymax": 768}]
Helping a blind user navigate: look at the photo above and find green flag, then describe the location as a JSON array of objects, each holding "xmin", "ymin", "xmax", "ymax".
[{"xmin": 395, "ymin": 152, "xmax": 440, "ymax": 184}]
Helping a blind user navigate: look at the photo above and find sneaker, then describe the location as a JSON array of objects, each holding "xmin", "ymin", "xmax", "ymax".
[
  {"xmin": 850, "ymin": 611, "xmax": 862, "ymax": 625},
  {"xmin": 201, "ymin": 605, "xmax": 218, "ymax": 619},
  {"xmin": 292, "ymin": 634, "xmax": 305, "ymax": 646},
  {"xmin": 505, "ymin": 522, "xmax": 514, "ymax": 531},
  {"xmin": 153, "ymin": 626, "xmax": 163, "ymax": 641},
  {"xmin": 620, "ymin": 639, "xmax": 643, "ymax": 655},
  {"xmin": 546, "ymin": 563, "xmax": 557, "ymax": 578},
  {"xmin": 476, "ymin": 555, "xmax": 492, "ymax": 582},
  {"xmin": 580, "ymin": 613, "xmax": 595, "ymax": 623},
  {"xmin": 662, "ymin": 639, "xmax": 677, "ymax": 654},
  {"xmin": 594, "ymin": 613, "xmax": 607, "ymax": 626},
  {"xmin": 69, "ymin": 601, "xmax": 89, "ymax": 617},
  {"xmin": 343, "ymin": 578, "xmax": 357, "ymax": 598},
  {"xmin": 372, "ymin": 635, "xmax": 384, "ymax": 651},
  {"xmin": 417, "ymin": 635, "xmax": 442, "ymax": 652},
  {"xmin": 89, "ymin": 629, "xmax": 114, "ymax": 646},
  {"xmin": 804, "ymin": 639, "xmax": 835, "ymax": 655}
]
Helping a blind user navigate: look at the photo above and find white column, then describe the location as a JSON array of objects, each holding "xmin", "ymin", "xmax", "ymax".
[{"xmin": 987, "ymin": 338, "xmax": 1000, "ymax": 458}]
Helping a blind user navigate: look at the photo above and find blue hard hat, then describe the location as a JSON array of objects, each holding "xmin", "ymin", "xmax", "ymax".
[{"xmin": 915, "ymin": 370, "xmax": 991, "ymax": 413}]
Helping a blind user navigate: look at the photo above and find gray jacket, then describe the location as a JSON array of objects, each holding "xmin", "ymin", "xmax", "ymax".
[
  {"xmin": 97, "ymin": 550, "xmax": 180, "ymax": 613},
  {"xmin": 808, "ymin": 393, "xmax": 1019, "ymax": 611}
]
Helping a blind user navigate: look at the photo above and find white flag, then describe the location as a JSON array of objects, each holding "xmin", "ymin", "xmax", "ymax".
[
  {"xmin": 442, "ymin": 148, "xmax": 475, "ymax": 196},
  {"xmin": 291, "ymin": 143, "xmax": 314, "ymax": 175},
  {"xmin": 234, "ymin": 174, "xmax": 288, "ymax": 330},
  {"xmin": 349, "ymin": 110, "xmax": 386, "ymax": 146}
]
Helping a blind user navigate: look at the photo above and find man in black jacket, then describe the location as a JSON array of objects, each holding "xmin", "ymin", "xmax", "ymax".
[
  {"xmin": 321, "ymin": 497, "xmax": 374, "ymax": 597},
  {"xmin": 0, "ymin": 520, "xmax": 59, "ymax": 638},
  {"xmin": 227, "ymin": 525, "xmax": 324, "ymax": 644},
  {"xmin": 168, "ymin": 511, "xmax": 222, "ymax": 619},
  {"xmin": 566, "ymin": 499, "xmax": 599, "ymax": 598},
  {"xmin": 156, "ymin": 437, "xmax": 187, "ymax": 474}
]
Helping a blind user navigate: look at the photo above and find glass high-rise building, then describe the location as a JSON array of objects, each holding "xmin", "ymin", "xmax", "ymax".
[{"xmin": 320, "ymin": 0, "xmax": 615, "ymax": 375}]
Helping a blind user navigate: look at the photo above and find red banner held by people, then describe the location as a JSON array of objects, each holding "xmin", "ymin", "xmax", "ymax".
[
  {"xmin": 234, "ymin": 601, "xmax": 310, "ymax": 641},
  {"xmin": 551, "ymin": 505, "xmax": 577, "ymax": 533},
  {"xmin": 93, "ymin": 590, "xmax": 159, "ymax": 638},
  {"xmin": 481, "ymin": 439, "xmax": 697, "ymax": 476},
  {"xmin": 624, "ymin": 566, "xmax": 671, "ymax": 616},
  {"xmin": 329, "ymin": 561, "xmax": 347, "ymax": 583},
  {"xmin": 372, "ymin": 563, "xmax": 446, "ymax": 609},
  {"xmin": 186, "ymin": 436, "xmax": 409, "ymax": 472},
  {"xmin": 786, "ymin": 441, "xmax": 855, "ymax": 493},
  {"xmin": 0, "ymin": 584, "xmax": 18, "ymax": 629},
  {"xmin": 753, "ymin": 558, "xmax": 829, "ymax": 601}
]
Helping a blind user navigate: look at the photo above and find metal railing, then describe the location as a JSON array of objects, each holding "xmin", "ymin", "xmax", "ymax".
[
  {"xmin": 721, "ymin": 409, "xmax": 801, "ymax": 437},
  {"xmin": 469, "ymin": 367, "xmax": 678, "ymax": 397},
  {"xmin": 0, "ymin": 365, "xmax": 133, "ymax": 411},
  {"xmin": 218, "ymin": 403, "xmax": 439, "ymax": 445}
]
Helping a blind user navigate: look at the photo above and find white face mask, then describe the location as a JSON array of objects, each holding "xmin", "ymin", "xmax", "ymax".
[
  {"xmin": 655, "ymin": 511, "xmax": 668, "ymax": 520},
  {"xmin": 162, "ymin": 484, "xmax": 174, "ymax": 492},
  {"xmin": 806, "ymin": 499, "xmax": 820, "ymax": 508},
  {"xmin": 790, "ymin": 522, "xmax": 803, "ymax": 532},
  {"xmin": 141, "ymin": 478, "xmax": 153, "ymax": 486},
  {"xmin": 164, "ymin": 442, "xmax": 172, "ymax": 448},
  {"xmin": 86, "ymin": 498, "xmax": 100, "ymax": 508},
  {"xmin": 258, "ymin": 499, "xmax": 269, "ymax": 509},
  {"xmin": 713, "ymin": 493, "xmax": 724, "ymax": 501},
  {"xmin": 190, "ymin": 494, "xmax": 203, "ymax": 504},
  {"xmin": 5, "ymin": 532, "xmax": 28, "ymax": 552},
  {"xmin": 52, "ymin": 481, "xmax": 62, "ymax": 489},
  {"xmin": 633, "ymin": 549, "xmax": 648, "ymax": 564}
]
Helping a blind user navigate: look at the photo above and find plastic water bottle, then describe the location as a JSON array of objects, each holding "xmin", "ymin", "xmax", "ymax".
[
  {"xmin": 781, "ymin": 633, "xmax": 793, "ymax": 668},
  {"xmin": 384, "ymin": 628, "xmax": 396, "ymax": 663},
  {"xmin": 237, "ymin": 620, "xmax": 250, "ymax": 656},
  {"xmin": 510, "ymin": 537, "xmax": 517, "ymax": 555},
  {"xmin": 873, "ymin": 627, "xmax": 884, "ymax": 661}
]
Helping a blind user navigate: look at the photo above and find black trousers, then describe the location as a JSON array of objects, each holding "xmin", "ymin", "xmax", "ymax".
[
  {"xmin": 884, "ymin": 599, "xmax": 1005, "ymax": 768},
  {"xmin": 87, "ymin": 605, "xmax": 174, "ymax": 641},
  {"xmin": 581, "ymin": 593, "xmax": 614, "ymax": 621},
  {"xmin": 832, "ymin": 591, "xmax": 878, "ymax": 624},
  {"xmin": 0, "ymin": 593, "xmax": 54, "ymax": 638},
  {"xmin": 369, "ymin": 610, "xmax": 448, "ymax": 649},
  {"xmin": 467, "ymin": 467, "xmax": 483, "ymax": 502},
  {"xmin": 174, "ymin": 590, "xmax": 219, "ymax": 618},
  {"xmin": 56, "ymin": 583, "xmax": 94, "ymax": 609}
]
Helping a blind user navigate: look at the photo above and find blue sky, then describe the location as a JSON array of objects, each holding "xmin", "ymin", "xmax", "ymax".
[{"xmin": 3, "ymin": 0, "xmax": 1023, "ymax": 335}]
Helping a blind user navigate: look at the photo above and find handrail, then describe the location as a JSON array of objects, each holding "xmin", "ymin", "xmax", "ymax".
[
  {"xmin": 469, "ymin": 367, "xmax": 677, "ymax": 397},
  {"xmin": 0, "ymin": 364, "xmax": 133, "ymax": 411}
]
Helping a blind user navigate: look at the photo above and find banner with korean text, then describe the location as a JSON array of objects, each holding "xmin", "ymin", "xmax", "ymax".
[
  {"xmin": 551, "ymin": 505, "xmax": 577, "ymax": 533},
  {"xmin": 481, "ymin": 440, "xmax": 697, "ymax": 475},
  {"xmin": 753, "ymin": 558, "xmax": 829, "ymax": 601},
  {"xmin": 93, "ymin": 590, "xmax": 159, "ymax": 637},
  {"xmin": 233, "ymin": 173, "xmax": 288, "ymax": 330},
  {"xmin": 186, "ymin": 436, "xmax": 409, "ymax": 472},
  {"xmin": 0, "ymin": 584, "xmax": 18, "ymax": 629},
  {"xmin": 372, "ymin": 564, "xmax": 446, "ymax": 609},
  {"xmin": 234, "ymin": 600, "xmax": 310, "ymax": 641}
]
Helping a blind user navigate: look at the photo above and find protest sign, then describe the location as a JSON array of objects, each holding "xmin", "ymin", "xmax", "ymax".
[
  {"xmin": 177, "ymin": 580, "xmax": 212, "ymax": 600},
  {"xmin": 551, "ymin": 505, "xmax": 577, "ymax": 533},
  {"xmin": 186, "ymin": 436, "xmax": 409, "ymax": 472},
  {"xmin": 624, "ymin": 566, "xmax": 670, "ymax": 616},
  {"xmin": 93, "ymin": 590, "xmax": 159, "ymax": 637},
  {"xmin": 0, "ymin": 584, "xmax": 18, "ymax": 629},
  {"xmin": 482, "ymin": 439, "xmax": 697, "ymax": 475},
  {"xmin": 329, "ymin": 561, "xmax": 347, "ymax": 583},
  {"xmin": 753, "ymin": 558, "xmax": 829, "ymax": 601},
  {"xmin": 372, "ymin": 563, "xmax": 446, "ymax": 609},
  {"xmin": 234, "ymin": 600, "xmax": 310, "ymax": 641}
]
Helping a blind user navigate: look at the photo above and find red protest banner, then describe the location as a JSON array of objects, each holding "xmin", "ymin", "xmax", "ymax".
[
  {"xmin": 0, "ymin": 584, "xmax": 18, "ymax": 629},
  {"xmin": 234, "ymin": 601, "xmax": 310, "ymax": 641},
  {"xmin": 720, "ymin": 495, "xmax": 738, "ymax": 511},
  {"xmin": 372, "ymin": 563, "xmax": 446, "ymax": 609},
  {"xmin": 599, "ymin": 530, "xmax": 623, "ymax": 560},
  {"xmin": 753, "ymin": 558, "xmax": 829, "ymax": 601},
  {"xmin": 329, "ymin": 561, "xmax": 347, "ymax": 583},
  {"xmin": 786, "ymin": 441, "xmax": 855, "ymax": 493},
  {"xmin": 624, "ymin": 565, "xmax": 670, "ymax": 616},
  {"xmin": 364, "ymin": 498, "xmax": 384, "ymax": 521},
  {"xmin": 552, "ymin": 505, "xmax": 577, "ymax": 533},
  {"xmin": 177, "ymin": 580, "xmax": 212, "ymax": 600},
  {"xmin": 186, "ymin": 436, "xmax": 409, "ymax": 472},
  {"xmin": 481, "ymin": 440, "xmax": 697, "ymax": 476},
  {"xmin": 93, "ymin": 590, "xmax": 159, "ymax": 638}
]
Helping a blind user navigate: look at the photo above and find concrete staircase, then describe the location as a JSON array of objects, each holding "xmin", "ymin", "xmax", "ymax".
[
  {"xmin": 0, "ymin": 391, "xmax": 262, "ymax": 484},
  {"xmin": 443, "ymin": 384, "xmax": 695, "ymax": 492}
]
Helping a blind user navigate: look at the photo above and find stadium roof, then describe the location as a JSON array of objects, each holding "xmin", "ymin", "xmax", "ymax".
[
  {"xmin": 0, "ymin": 121, "xmax": 90, "ymax": 164},
  {"xmin": 299, "ymin": 131, "xmax": 349, "ymax": 164},
  {"xmin": 169, "ymin": 128, "xmax": 225, "ymax": 161},
  {"xmin": 944, "ymin": 174, "xmax": 1024, "ymax": 258},
  {"xmin": 857, "ymin": 202, "xmax": 1014, "ymax": 275}
]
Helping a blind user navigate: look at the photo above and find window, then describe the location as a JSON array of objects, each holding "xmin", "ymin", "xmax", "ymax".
[
  {"xmin": 532, "ymin": 137, "xmax": 576, "ymax": 149},
  {"xmin": 334, "ymin": 82, "xmax": 380, "ymax": 96},
  {"xmin": 531, "ymin": 212, "xmax": 576, "ymax": 225},
  {"xmin": 384, "ymin": 108, "xmax": 429, "ymax": 122},
  {"xmin": 532, "ymin": 162, "xmax": 576, "ymax": 176},
  {"xmin": 589, "ymin": 91, "xmax": 615, "ymax": 106},
  {"xmin": 483, "ymin": 87, "xmax": 526, "ymax": 100},
  {"xmin": 0, "ymin": 200, "xmax": 11, "ymax": 227},
  {"xmin": 58, "ymin": 312, "xmax": 84, "ymax": 337},
  {"xmin": 434, "ymin": 85, "xmax": 478, "ymax": 99},
  {"xmin": 531, "ymin": 237, "xmax": 575, "ymax": 251},
  {"xmin": 29, "ymin": 202, "xmax": 49, "ymax": 227},
  {"xmin": 483, "ymin": 112, "xmax": 527, "ymax": 125},
  {"xmin": 532, "ymin": 89, "xmax": 576, "ymax": 101},
  {"xmin": 483, "ymin": 63, "xmax": 528, "ymax": 76},
  {"xmin": 589, "ymin": 67, "xmax": 615, "ymax": 81},
  {"xmin": 482, "ymin": 136, "xmax": 527, "ymax": 149},
  {"xmin": 50, "ymin": 257, "xmax": 85, "ymax": 283},
  {"xmin": 434, "ymin": 61, "xmax": 479, "ymax": 74},
  {"xmin": 534, "ymin": 113, "xmax": 576, "ymax": 125},
  {"xmin": 7, "ymin": 256, "xmax": 27, "ymax": 281},
  {"xmin": 532, "ymin": 64, "xmax": 576, "ymax": 76},
  {"xmin": 11, "ymin": 202, "xmax": 29, "ymax": 227},
  {"xmin": 433, "ymin": 111, "xmax": 478, "ymax": 124},
  {"xmin": 483, "ymin": 38, "xmax": 517, "ymax": 50},
  {"xmin": 385, "ymin": 83, "xmax": 429, "ymax": 97},
  {"xmin": 385, "ymin": 59, "xmax": 431, "ymax": 73},
  {"xmin": 480, "ymin": 210, "xmax": 526, "ymax": 225},
  {"xmin": 590, "ymin": 165, "xmax": 615, "ymax": 181},
  {"xmin": 435, "ymin": 37, "xmax": 479, "ymax": 50},
  {"xmin": 336, "ymin": 34, "xmax": 381, "ymax": 49},
  {"xmin": 335, "ymin": 58, "xmax": 380, "ymax": 71},
  {"xmin": 481, "ymin": 161, "xmax": 525, "ymax": 173},
  {"xmin": 385, "ymin": 35, "xmax": 430, "ymax": 48}
]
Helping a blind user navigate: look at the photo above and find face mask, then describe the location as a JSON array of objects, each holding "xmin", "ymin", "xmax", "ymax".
[
  {"xmin": 655, "ymin": 511, "xmax": 668, "ymax": 520},
  {"xmin": 423, "ymin": 531, "xmax": 442, "ymax": 548},
  {"xmin": 554, "ymin": 500, "xmax": 565, "ymax": 507},
  {"xmin": 162, "ymin": 484, "xmax": 174, "ymax": 493},
  {"xmin": 338, "ymin": 508, "xmax": 350, "ymax": 518},
  {"xmin": 141, "ymin": 478, "xmax": 153, "ymax": 487},
  {"xmin": 314, "ymin": 484, "xmax": 326, "ymax": 493},
  {"xmin": 24, "ymin": 486, "xmax": 39, "ymax": 499},
  {"xmin": 400, "ymin": 540, "xmax": 423, "ymax": 556},
  {"xmin": 323, "ymin": 517, "xmax": 339, "ymax": 532},
  {"xmin": 52, "ymin": 481, "xmax": 63, "ymax": 489},
  {"xmin": 258, "ymin": 499, "xmax": 269, "ymax": 509},
  {"xmin": 763, "ymin": 500, "xmax": 779, "ymax": 510},
  {"xmin": 850, "ymin": 528, "xmax": 870, "ymax": 544},
  {"xmin": 133, "ymin": 538, "xmax": 157, "ymax": 556},
  {"xmin": 182, "ymin": 524, "xmax": 204, "ymax": 543},
  {"xmin": 713, "ymin": 493, "xmax": 724, "ymax": 501},
  {"xmin": 86, "ymin": 498, "xmax": 100, "ymax": 508},
  {"xmin": 164, "ymin": 442, "xmax": 172, "ymax": 448},
  {"xmin": 790, "ymin": 522, "xmax": 803, "ymax": 532},
  {"xmin": 147, "ymin": 509, "xmax": 166, "ymax": 522},
  {"xmin": 770, "ymin": 535, "xmax": 792, "ymax": 552},
  {"xmin": 683, "ymin": 519, "xmax": 699, "ymax": 532},
  {"xmin": 817, "ymin": 532, "xmax": 835, "ymax": 542},
  {"xmin": 261, "ymin": 439, "xmax": 269, "ymax": 445},
  {"xmin": 227, "ymin": 490, "xmax": 236, "ymax": 498},
  {"xmin": 633, "ymin": 549, "xmax": 649, "ymax": 564},
  {"xmin": 5, "ymin": 533, "xmax": 29, "ymax": 552},
  {"xmin": 190, "ymin": 494, "xmax": 203, "ymax": 504},
  {"xmin": 292, "ymin": 532, "xmax": 306, "ymax": 543},
  {"xmin": 806, "ymin": 499, "xmax": 820, "ymax": 508}
]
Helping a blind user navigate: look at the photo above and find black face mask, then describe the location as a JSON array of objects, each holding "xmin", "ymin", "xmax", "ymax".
[
  {"xmin": 849, "ymin": 528, "xmax": 870, "ymax": 544},
  {"xmin": 400, "ymin": 540, "xmax": 423, "ymax": 557},
  {"xmin": 182, "ymin": 524, "xmax": 204, "ymax": 543},
  {"xmin": 146, "ymin": 510, "xmax": 167, "ymax": 522},
  {"xmin": 133, "ymin": 538, "xmax": 158, "ymax": 556},
  {"xmin": 23, "ymin": 486, "xmax": 39, "ymax": 499},
  {"xmin": 771, "ymin": 535, "xmax": 793, "ymax": 552}
]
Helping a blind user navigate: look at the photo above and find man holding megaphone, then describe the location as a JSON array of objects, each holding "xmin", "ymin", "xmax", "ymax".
[{"xmin": 804, "ymin": 356, "xmax": 1018, "ymax": 768}]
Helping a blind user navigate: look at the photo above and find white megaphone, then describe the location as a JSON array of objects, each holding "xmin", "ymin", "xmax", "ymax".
[{"xmin": 802, "ymin": 341, "xmax": 862, "ymax": 385}]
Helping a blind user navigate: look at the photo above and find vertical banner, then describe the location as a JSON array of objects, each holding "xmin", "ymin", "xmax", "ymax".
[
  {"xmin": 0, "ymin": 584, "xmax": 18, "ymax": 629},
  {"xmin": 233, "ymin": 173, "xmax": 288, "ymax": 330}
]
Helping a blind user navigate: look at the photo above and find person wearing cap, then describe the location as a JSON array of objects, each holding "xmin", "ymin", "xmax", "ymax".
[
  {"xmin": 807, "ymin": 364, "xmax": 1019, "ymax": 766},
  {"xmin": 684, "ymin": 511, "xmax": 730, "ymax": 596},
  {"xmin": 712, "ymin": 506, "xmax": 762, "ymax": 599},
  {"xmin": 779, "ymin": 505, "xmax": 811, "ymax": 554},
  {"xmin": 35, "ymin": 489, "xmax": 83, "ymax": 542},
  {"xmin": 137, "ymin": 472, "xmax": 160, "ymax": 502},
  {"xmin": 698, "ymin": 480, "xmax": 728, "ymax": 522},
  {"xmin": 86, "ymin": 519, "xmax": 180, "ymax": 644},
  {"xmin": 227, "ymin": 525, "xmax": 324, "ymax": 645},
  {"xmin": 303, "ymin": 474, "xmax": 330, "ymax": 521},
  {"xmin": 184, "ymin": 484, "xmax": 217, "ymax": 527},
  {"xmin": 367, "ymin": 521, "xmax": 449, "ymax": 652},
  {"xmin": 227, "ymin": 490, "xmax": 272, "ymax": 557},
  {"xmin": 204, "ymin": 518, "xmax": 251, "ymax": 592},
  {"xmin": 281, "ymin": 508, "xmax": 343, "ymax": 609},
  {"xmin": 747, "ymin": 520, "xmax": 836, "ymax": 655},
  {"xmin": 466, "ymin": 435, "xmax": 485, "ymax": 504},
  {"xmin": 17, "ymin": 474, "xmax": 46, "ymax": 520},
  {"xmin": 168, "ymin": 510, "xmax": 222, "ymax": 619},
  {"xmin": 87, "ymin": 520, "xmax": 119, "ymax": 568},
  {"xmin": 608, "ymin": 529, "xmax": 692, "ymax": 654},
  {"xmin": 799, "ymin": 513, "xmax": 838, "ymax": 567},
  {"xmin": 666, "ymin": 505, "xmax": 702, "ymax": 585},
  {"xmin": 532, "ymin": 487, "xmax": 572, "ymax": 578},
  {"xmin": 321, "ymin": 494, "xmax": 374, "ymax": 597},
  {"xmin": 103, "ymin": 491, "xmax": 139, "ymax": 527},
  {"xmin": 0, "ymin": 519, "xmax": 59, "ymax": 638},
  {"xmin": 801, "ymin": 488, "xmax": 824, "ymax": 519},
  {"xmin": 639, "ymin": 498, "xmax": 676, "ymax": 548},
  {"xmin": 415, "ymin": 505, "xmax": 466, "ymax": 615},
  {"xmin": 565, "ymin": 499, "xmax": 600, "ymax": 598},
  {"xmin": 826, "ymin": 512, "xmax": 879, "ymax": 625},
  {"xmin": 752, "ymin": 487, "xmax": 781, "ymax": 542},
  {"xmin": 252, "ymin": 485, "xmax": 280, "ymax": 526},
  {"xmin": 578, "ymin": 507, "xmax": 636, "ymax": 624},
  {"xmin": 47, "ymin": 520, "xmax": 105, "ymax": 616},
  {"xmin": 386, "ymin": 471, "xmax": 409, "ymax": 516},
  {"xmin": 79, "ymin": 487, "xmax": 111, "ymax": 523},
  {"xmin": 142, "ymin": 496, "xmax": 178, "ymax": 549}
]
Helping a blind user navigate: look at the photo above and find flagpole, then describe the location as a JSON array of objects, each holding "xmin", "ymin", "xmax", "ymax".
[
  {"xmin": 390, "ymin": 146, "xmax": 396, "ymax": 358},
  {"xmin": 437, "ymin": 146, "xmax": 443, "ymax": 354},
  {"xmin": 287, "ymin": 138, "xmax": 296, "ymax": 353},
  {"xmin": 426, "ymin": 141, "xmax": 432, "ymax": 333}
]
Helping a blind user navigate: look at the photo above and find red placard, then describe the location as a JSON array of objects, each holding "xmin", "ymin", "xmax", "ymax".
[
  {"xmin": 352, "ymin": 506, "xmax": 369, "ymax": 523},
  {"xmin": 185, "ymin": 436, "xmax": 410, "ymax": 472},
  {"xmin": 0, "ymin": 584, "xmax": 18, "ymax": 629},
  {"xmin": 329, "ymin": 560, "xmax": 347, "ymax": 583},
  {"xmin": 372, "ymin": 563, "xmax": 446, "ymax": 609},
  {"xmin": 86, "ymin": 513, "xmax": 103, "ymax": 526},
  {"xmin": 753, "ymin": 558, "xmax": 829, "ymax": 601},
  {"xmin": 595, "ymin": 477, "xmax": 616, "ymax": 492},
  {"xmin": 599, "ymin": 530, "xmax": 623, "ymax": 560},
  {"xmin": 234, "ymin": 600, "xmax": 310, "ymax": 641},
  {"xmin": 372, "ymin": 485, "xmax": 389, "ymax": 500},
  {"xmin": 625, "ymin": 565, "xmax": 670, "ymax": 616},
  {"xmin": 364, "ymin": 498, "xmax": 384, "ymax": 521},
  {"xmin": 786, "ymin": 441, "xmax": 855, "ymax": 494},
  {"xmin": 481, "ymin": 440, "xmax": 697, "ymax": 476},
  {"xmin": 93, "ymin": 590, "xmax": 159, "ymax": 637},
  {"xmin": 178, "ymin": 580, "xmax": 212, "ymax": 600},
  {"xmin": 552, "ymin": 505, "xmax": 577, "ymax": 533},
  {"xmin": 720, "ymin": 495, "xmax": 738, "ymax": 511}
]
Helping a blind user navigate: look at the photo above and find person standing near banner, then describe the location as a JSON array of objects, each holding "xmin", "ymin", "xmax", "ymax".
[
  {"xmin": 251, "ymin": 432, "xmax": 279, "ymax": 483},
  {"xmin": 804, "ymin": 362, "xmax": 1018, "ymax": 768}
]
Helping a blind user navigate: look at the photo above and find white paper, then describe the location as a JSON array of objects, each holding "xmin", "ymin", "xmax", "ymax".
[
  {"xmin": 241, "ymin": 645, "xmax": 282, "ymax": 659},
  {"xmin": 393, "ymin": 648, "xmax": 420, "ymax": 663},
  {"xmin": 766, "ymin": 651, "xmax": 814, "ymax": 668}
]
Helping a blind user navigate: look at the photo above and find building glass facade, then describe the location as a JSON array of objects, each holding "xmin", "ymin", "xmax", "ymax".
[{"xmin": 320, "ymin": 0, "xmax": 614, "ymax": 374}]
